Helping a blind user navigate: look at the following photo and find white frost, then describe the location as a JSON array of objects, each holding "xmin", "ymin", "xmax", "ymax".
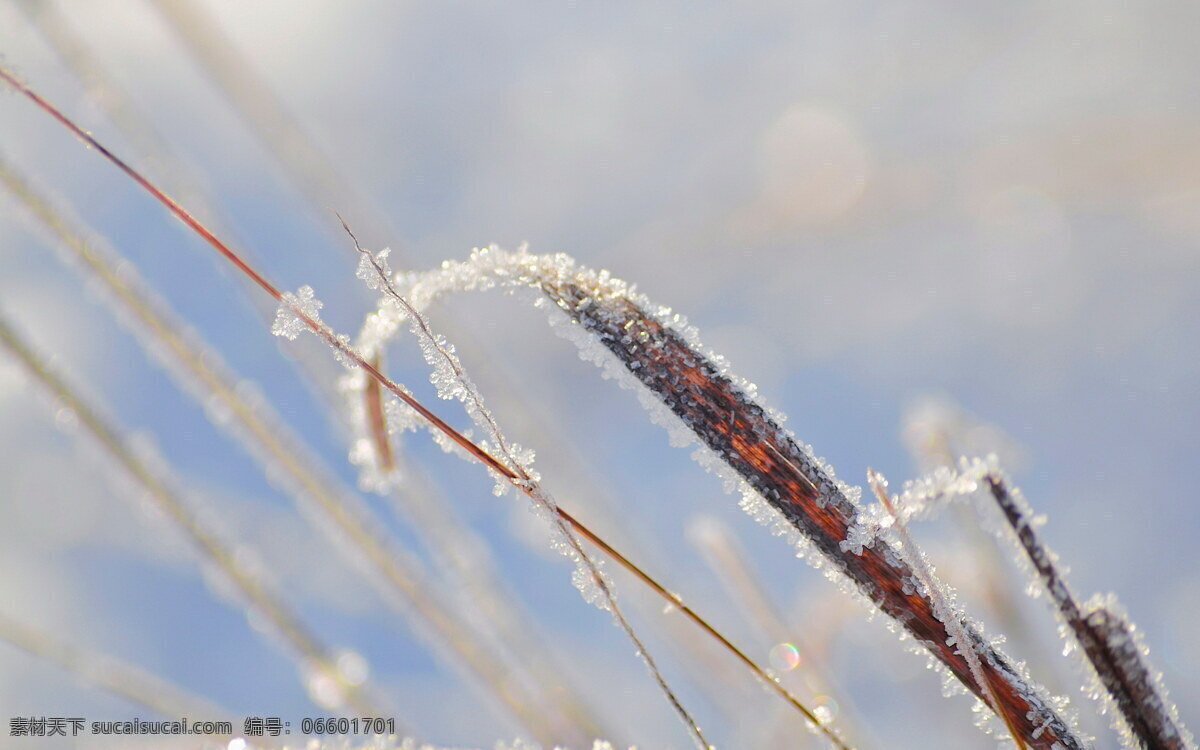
[{"xmin": 271, "ymin": 285, "xmax": 322, "ymax": 340}]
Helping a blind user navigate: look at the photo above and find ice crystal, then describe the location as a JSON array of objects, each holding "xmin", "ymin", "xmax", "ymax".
[
  {"xmin": 840, "ymin": 455, "xmax": 998, "ymax": 555},
  {"xmin": 272, "ymin": 285, "xmax": 322, "ymax": 340},
  {"xmin": 356, "ymin": 246, "xmax": 394, "ymax": 291}
]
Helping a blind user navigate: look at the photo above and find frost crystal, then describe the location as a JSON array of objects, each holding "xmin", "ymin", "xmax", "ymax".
[
  {"xmin": 840, "ymin": 456, "xmax": 998, "ymax": 555},
  {"xmin": 571, "ymin": 558, "xmax": 616, "ymax": 611},
  {"xmin": 356, "ymin": 247, "xmax": 394, "ymax": 291},
  {"xmin": 272, "ymin": 286, "xmax": 365, "ymax": 374},
  {"xmin": 271, "ymin": 285, "xmax": 322, "ymax": 340}
]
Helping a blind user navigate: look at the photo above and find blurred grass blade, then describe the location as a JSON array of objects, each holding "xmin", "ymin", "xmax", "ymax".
[
  {"xmin": 0, "ymin": 611, "xmax": 232, "ymax": 725},
  {"xmin": 0, "ymin": 312, "xmax": 389, "ymax": 720},
  {"xmin": 145, "ymin": 0, "xmax": 390, "ymax": 242},
  {"xmin": 687, "ymin": 515, "xmax": 868, "ymax": 746}
]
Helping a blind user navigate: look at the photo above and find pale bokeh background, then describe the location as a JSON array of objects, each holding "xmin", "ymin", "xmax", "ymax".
[{"xmin": 1, "ymin": 1, "xmax": 1198, "ymax": 748}]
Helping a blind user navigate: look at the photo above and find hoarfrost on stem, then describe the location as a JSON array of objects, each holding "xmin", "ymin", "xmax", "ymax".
[
  {"xmin": 356, "ymin": 246, "xmax": 394, "ymax": 292},
  {"xmin": 343, "ymin": 234, "xmax": 710, "ymax": 750},
  {"xmin": 272, "ymin": 285, "xmax": 322, "ymax": 340},
  {"xmin": 343, "ymin": 245, "xmax": 1089, "ymax": 749}
]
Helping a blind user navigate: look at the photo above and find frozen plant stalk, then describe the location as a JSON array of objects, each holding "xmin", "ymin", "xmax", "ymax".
[
  {"xmin": 348, "ymin": 247, "xmax": 1085, "ymax": 749},
  {"xmin": 986, "ymin": 474, "xmax": 1193, "ymax": 750},
  {"xmin": 1, "ymin": 71, "xmax": 840, "ymax": 747},
  {"xmin": 336, "ymin": 224, "xmax": 714, "ymax": 750}
]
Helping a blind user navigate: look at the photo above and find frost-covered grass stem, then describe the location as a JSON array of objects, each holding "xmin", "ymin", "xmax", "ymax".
[
  {"xmin": 986, "ymin": 474, "xmax": 1193, "ymax": 750},
  {"xmin": 342, "ymin": 218, "xmax": 714, "ymax": 749},
  {"xmin": 0, "ymin": 71, "xmax": 591, "ymax": 747},
  {"xmin": 0, "ymin": 66, "xmax": 846, "ymax": 747}
]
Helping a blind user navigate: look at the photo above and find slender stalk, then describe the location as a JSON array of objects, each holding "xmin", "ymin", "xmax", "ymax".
[
  {"xmin": 0, "ymin": 65, "xmax": 846, "ymax": 749},
  {"xmin": 869, "ymin": 470, "xmax": 1028, "ymax": 750},
  {"xmin": 688, "ymin": 516, "xmax": 869, "ymax": 746},
  {"xmin": 903, "ymin": 400, "xmax": 1066, "ymax": 697}
]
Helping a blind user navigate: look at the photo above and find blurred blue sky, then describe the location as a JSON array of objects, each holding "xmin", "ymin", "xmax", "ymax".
[{"xmin": 1, "ymin": 1, "xmax": 1198, "ymax": 748}]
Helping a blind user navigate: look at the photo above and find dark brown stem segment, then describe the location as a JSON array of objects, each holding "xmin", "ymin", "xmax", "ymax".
[
  {"xmin": 987, "ymin": 475, "xmax": 1188, "ymax": 750},
  {"xmin": 542, "ymin": 281, "xmax": 1084, "ymax": 750}
]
